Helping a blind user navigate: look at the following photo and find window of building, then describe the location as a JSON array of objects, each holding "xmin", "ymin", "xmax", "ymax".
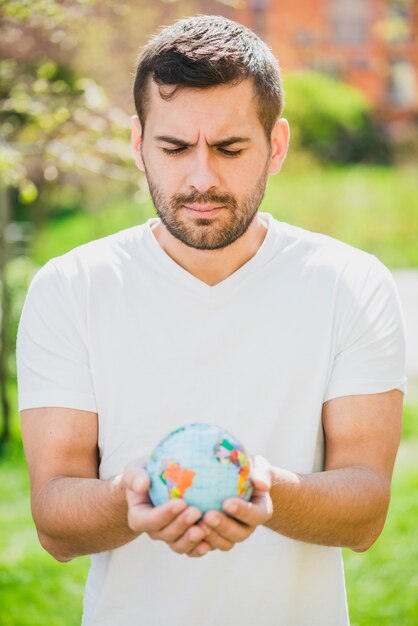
[
  {"xmin": 387, "ymin": 0, "xmax": 413, "ymax": 42},
  {"xmin": 296, "ymin": 30, "xmax": 316, "ymax": 46},
  {"xmin": 310, "ymin": 58, "xmax": 340, "ymax": 78},
  {"xmin": 328, "ymin": 0, "xmax": 371, "ymax": 44},
  {"xmin": 387, "ymin": 60, "xmax": 417, "ymax": 106},
  {"xmin": 249, "ymin": 0, "xmax": 270, "ymax": 38}
]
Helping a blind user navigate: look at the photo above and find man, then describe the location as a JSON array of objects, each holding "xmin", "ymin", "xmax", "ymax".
[{"xmin": 17, "ymin": 15, "xmax": 406, "ymax": 626}]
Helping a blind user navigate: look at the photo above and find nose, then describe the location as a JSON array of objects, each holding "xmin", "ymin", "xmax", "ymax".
[{"xmin": 185, "ymin": 148, "xmax": 221, "ymax": 192}]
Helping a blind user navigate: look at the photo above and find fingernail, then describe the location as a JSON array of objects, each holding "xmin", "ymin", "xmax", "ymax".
[
  {"xmin": 224, "ymin": 502, "xmax": 237, "ymax": 514},
  {"xmin": 170, "ymin": 499, "xmax": 185, "ymax": 514},
  {"xmin": 200, "ymin": 524, "xmax": 211, "ymax": 536},
  {"xmin": 133, "ymin": 476, "xmax": 145, "ymax": 491},
  {"xmin": 208, "ymin": 515, "xmax": 220, "ymax": 527},
  {"xmin": 186, "ymin": 509, "xmax": 200, "ymax": 524}
]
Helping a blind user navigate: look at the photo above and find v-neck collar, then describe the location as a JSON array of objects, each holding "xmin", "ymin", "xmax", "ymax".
[{"xmin": 142, "ymin": 212, "xmax": 282, "ymax": 302}]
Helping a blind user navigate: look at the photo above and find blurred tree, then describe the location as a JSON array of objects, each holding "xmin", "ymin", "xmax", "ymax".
[
  {"xmin": 0, "ymin": 0, "xmax": 207, "ymax": 222},
  {"xmin": 283, "ymin": 71, "xmax": 392, "ymax": 164},
  {"xmin": 0, "ymin": 0, "xmax": 142, "ymax": 445},
  {"xmin": 375, "ymin": 0, "xmax": 414, "ymax": 43},
  {"xmin": 0, "ymin": 186, "xmax": 11, "ymax": 445},
  {"xmin": 0, "ymin": 0, "xmax": 220, "ymax": 445},
  {"xmin": 0, "ymin": 4, "xmax": 139, "ymax": 224}
]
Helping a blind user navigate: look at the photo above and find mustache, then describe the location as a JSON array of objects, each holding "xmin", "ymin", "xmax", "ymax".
[{"xmin": 171, "ymin": 191, "xmax": 237, "ymax": 210}]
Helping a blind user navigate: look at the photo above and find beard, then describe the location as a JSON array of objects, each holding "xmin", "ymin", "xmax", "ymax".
[{"xmin": 143, "ymin": 159, "xmax": 270, "ymax": 251}]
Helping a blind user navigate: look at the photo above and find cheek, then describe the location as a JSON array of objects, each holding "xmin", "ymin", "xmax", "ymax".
[
  {"xmin": 145, "ymin": 161, "xmax": 180, "ymax": 197},
  {"xmin": 226, "ymin": 167, "xmax": 256, "ymax": 195},
  {"xmin": 150, "ymin": 154, "xmax": 186, "ymax": 187}
]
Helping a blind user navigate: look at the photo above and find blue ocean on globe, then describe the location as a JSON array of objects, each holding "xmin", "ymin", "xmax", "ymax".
[{"xmin": 146, "ymin": 423, "xmax": 253, "ymax": 513}]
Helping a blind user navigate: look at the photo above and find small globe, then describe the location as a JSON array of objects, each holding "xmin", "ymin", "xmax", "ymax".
[{"xmin": 146, "ymin": 423, "xmax": 253, "ymax": 513}]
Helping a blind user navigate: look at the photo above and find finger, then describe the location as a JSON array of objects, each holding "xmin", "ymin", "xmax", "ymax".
[
  {"xmin": 149, "ymin": 506, "xmax": 203, "ymax": 543},
  {"xmin": 127, "ymin": 497, "xmax": 187, "ymax": 533},
  {"xmin": 198, "ymin": 528, "xmax": 235, "ymax": 552},
  {"xmin": 251, "ymin": 454, "xmax": 274, "ymax": 491},
  {"xmin": 125, "ymin": 475, "xmax": 151, "ymax": 510},
  {"xmin": 186, "ymin": 540, "xmax": 212, "ymax": 558},
  {"xmin": 168, "ymin": 517, "xmax": 209, "ymax": 554},
  {"xmin": 202, "ymin": 510, "xmax": 251, "ymax": 544},
  {"xmin": 122, "ymin": 465, "xmax": 150, "ymax": 494},
  {"xmin": 222, "ymin": 492, "xmax": 273, "ymax": 526},
  {"xmin": 195, "ymin": 521, "xmax": 235, "ymax": 551}
]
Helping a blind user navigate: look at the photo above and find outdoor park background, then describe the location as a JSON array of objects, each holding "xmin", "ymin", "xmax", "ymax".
[{"xmin": 0, "ymin": 1, "xmax": 417, "ymax": 624}]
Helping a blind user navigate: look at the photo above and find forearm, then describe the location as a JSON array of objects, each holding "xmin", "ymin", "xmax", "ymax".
[
  {"xmin": 264, "ymin": 466, "xmax": 390, "ymax": 551},
  {"xmin": 32, "ymin": 475, "xmax": 138, "ymax": 561}
]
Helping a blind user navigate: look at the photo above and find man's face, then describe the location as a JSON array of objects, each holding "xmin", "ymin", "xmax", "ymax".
[{"xmin": 132, "ymin": 79, "xmax": 287, "ymax": 250}]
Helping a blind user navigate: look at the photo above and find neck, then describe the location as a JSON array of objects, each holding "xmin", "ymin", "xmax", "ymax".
[{"xmin": 151, "ymin": 213, "xmax": 268, "ymax": 286}]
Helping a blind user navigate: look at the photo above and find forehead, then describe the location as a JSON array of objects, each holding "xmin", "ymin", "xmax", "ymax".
[{"xmin": 145, "ymin": 78, "xmax": 262, "ymax": 139}]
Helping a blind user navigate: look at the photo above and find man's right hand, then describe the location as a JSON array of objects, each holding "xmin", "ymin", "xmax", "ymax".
[{"xmin": 122, "ymin": 461, "xmax": 212, "ymax": 557}]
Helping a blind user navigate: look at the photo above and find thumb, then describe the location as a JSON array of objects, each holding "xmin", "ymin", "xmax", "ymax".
[
  {"xmin": 251, "ymin": 455, "xmax": 274, "ymax": 491},
  {"xmin": 123, "ymin": 461, "xmax": 150, "ymax": 494}
]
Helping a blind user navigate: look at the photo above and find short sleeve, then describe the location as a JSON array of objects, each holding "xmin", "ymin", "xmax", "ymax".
[
  {"xmin": 16, "ymin": 260, "xmax": 97, "ymax": 412},
  {"xmin": 324, "ymin": 257, "xmax": 407, "ymax": 402}
]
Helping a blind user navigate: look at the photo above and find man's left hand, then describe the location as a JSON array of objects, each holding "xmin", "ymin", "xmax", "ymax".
[{"xmin": 188, "ymin": 455, "xmax": 274, "ymax": 557}]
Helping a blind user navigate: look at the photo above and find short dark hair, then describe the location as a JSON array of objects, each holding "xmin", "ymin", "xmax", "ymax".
[{"xmin": 133, "ymin": 15, "xmax": 284, "ymax": 140}]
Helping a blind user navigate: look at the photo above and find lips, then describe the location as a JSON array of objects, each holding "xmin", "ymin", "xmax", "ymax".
[{"xmin": 184, "ymin": 205, "xmax": 224, "ymax": 218}]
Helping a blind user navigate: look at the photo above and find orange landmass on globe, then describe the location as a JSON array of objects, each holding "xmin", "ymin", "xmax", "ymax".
[
  {"xmin": 237, "ymin": 464, "xmax": 250, "ymax": 496},
  {"xmin": 161, "ymin": 461, "xmax": 196, "ymax": 498}
]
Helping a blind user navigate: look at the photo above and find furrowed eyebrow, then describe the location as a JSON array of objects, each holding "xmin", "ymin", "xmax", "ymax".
[
  {"xmin": 155, "ymin": 136, "xmax": 192, "ymax": 147},
  {"xmin": 154, "ymin": 135, "xmax": 251, "ymax": 148},
  {"xmin": 213, "ymin": 136, "xmax": 251, "ymax": 148}
]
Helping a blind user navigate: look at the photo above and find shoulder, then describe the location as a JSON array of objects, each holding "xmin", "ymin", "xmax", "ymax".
[
  {"xmin": 54, "ymin": 223, "xmax": 147, "ymax": 272},
  {"xmin": 269, "ymin": 216, "xmax": 391, "ymax": 290},
  {"xmin": 32, "ymin": 223, "xmax": 149, "ymax": 291}
]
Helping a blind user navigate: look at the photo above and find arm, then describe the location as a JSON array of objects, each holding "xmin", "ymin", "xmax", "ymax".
[
  {"xmin": 22, "ymin": 407, "xmax": 137, "ymax": 562},
  {"xmin": 264, "ymin": 389, "xmax": 402, "ymax": 551},
  {"xmin": 196, "ymin": 389, "xmax": 402, "ymax": 554},
  {"xmin": 22, "ymin": 407, "xmax": 211, "ymax": 562}
]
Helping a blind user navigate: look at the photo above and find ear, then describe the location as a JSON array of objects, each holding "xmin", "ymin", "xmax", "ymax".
[
  {"xmin": 268, "ymin": 118, "xmax": 290, "ymax": 175},
  {"xmin": 131, "ymin": 115, "xmax": 145, "ymax": 172}
]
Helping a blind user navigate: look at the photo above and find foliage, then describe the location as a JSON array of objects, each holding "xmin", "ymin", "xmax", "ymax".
[
  {"xmin": 0, "ymin": 442, "xmax": 89, "ymax": 626},
  {"xmin": 0, "ymin": 0, "xmax": 94, "ymax": 23},
  {"xmin": 0, "ymin": 0, "xmax": 202, "ymax": 222},
  {"xmin": 1, "ymin": 257, "xmax": 38, "ymax": 379},
  {"xmin": 402, "ymin": 404, "xmax": 418, "ymax": 440},
  {"xmin": 344, "ymin": 441, "xmax": 418, "ymax": 625},
  {"xmin": 0, "ymin": 54, "xmax": 136, "ymax": 218},
  {"xmin": 0, "ymin": 0, "xmax": 144, "ymax": 224},
  {"xmin": 283, "ymin": 71, "xmax": 391, "ymax": 164}
]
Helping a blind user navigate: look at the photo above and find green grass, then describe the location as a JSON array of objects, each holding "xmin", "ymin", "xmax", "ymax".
[
  {"xmin": 1, "ymin": 401, "xmax": 417, "ymax": 625},
  {"xmin": 402, "ymin": 381, "xmax": 418, "ymax": 440},
  {"xmin": 31, "ymin": 164, "xmax": 418, "ymax": 268},
  {"xmin": 0, "ymin": 385, "xmax": 89, "ymax": 626},
  {"xmin": 344, "ymin": 442, "xmax": 418, "ymax": 626},
  {"xmin": 0, "ymin": 446, "xmax": 89, "ymax": 626},
  {"xmin": 267, "ymin": 162, "xmax": 418, "ymax": 268}
]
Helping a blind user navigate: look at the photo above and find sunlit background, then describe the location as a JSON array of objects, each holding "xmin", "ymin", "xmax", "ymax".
[{"xmin": 1, "ymin": 1, "xmax": 417, "ymax": 625}]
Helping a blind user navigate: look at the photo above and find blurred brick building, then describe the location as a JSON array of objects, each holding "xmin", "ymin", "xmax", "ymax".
[{"xmin": 201, "ymin": 0, "xmax": 418, "ymax": 123}]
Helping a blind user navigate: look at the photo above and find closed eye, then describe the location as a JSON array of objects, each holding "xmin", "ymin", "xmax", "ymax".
[
  {"xmin": 219, "ymin": 148, "xmax": 243, "ymax": 158},
  {"xmin": 162, "ymin": 147, "xmax": 187, "ymax": 156},
  {"xmin": 162, "ymin": 147, "xmax": 243, "ymax": 158}
]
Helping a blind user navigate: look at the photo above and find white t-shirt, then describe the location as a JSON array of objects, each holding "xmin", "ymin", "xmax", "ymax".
[{"xmin": 16, "ymin": 213, "xmax": 407, "ymax": 626}]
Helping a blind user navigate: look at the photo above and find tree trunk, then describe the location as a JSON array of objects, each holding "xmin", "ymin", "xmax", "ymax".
[{"xmin": 0, "ymin": 185, "xmax": 11, "ymax": 445}]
